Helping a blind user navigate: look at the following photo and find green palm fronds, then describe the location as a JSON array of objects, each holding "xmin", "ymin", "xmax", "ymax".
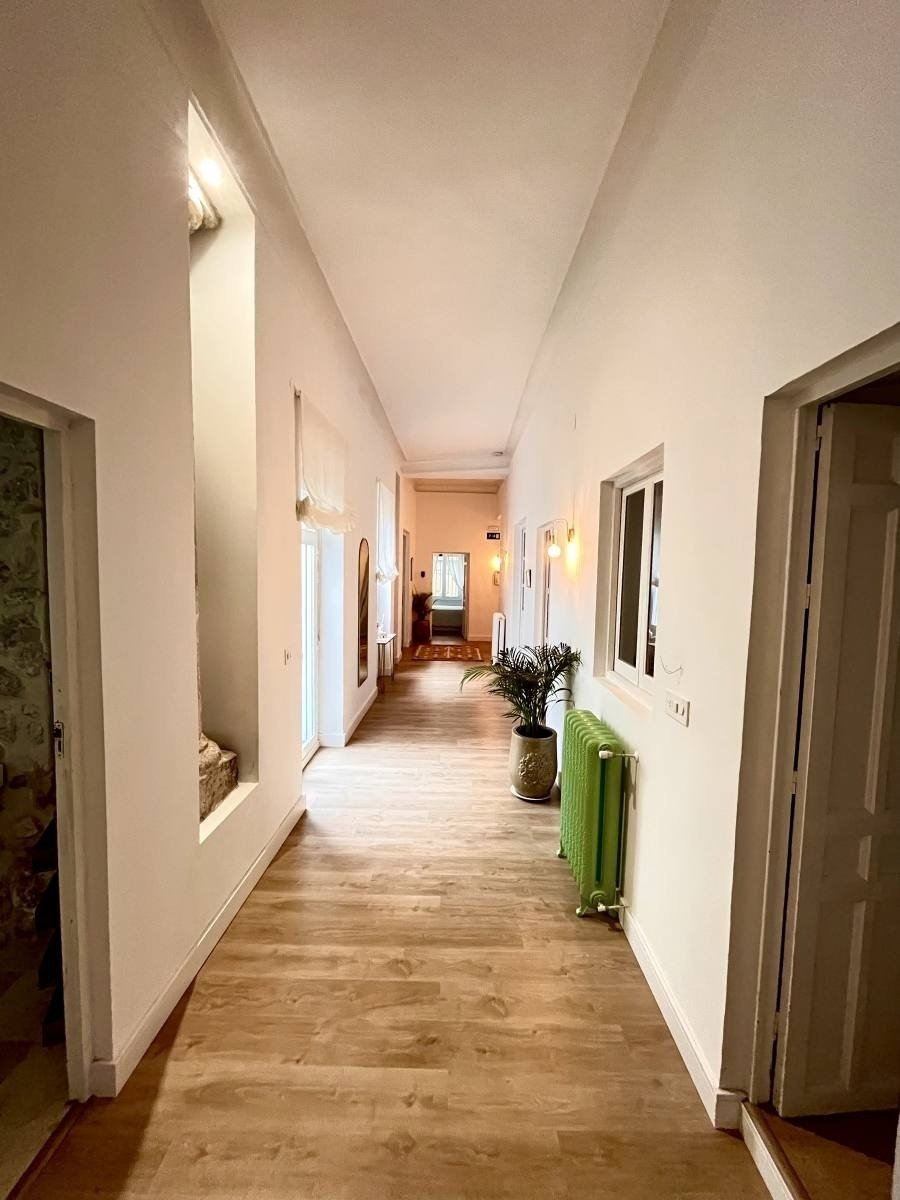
[{"xmin": 460, "ymin": 643, "xmax": 582, "ymax": 734}]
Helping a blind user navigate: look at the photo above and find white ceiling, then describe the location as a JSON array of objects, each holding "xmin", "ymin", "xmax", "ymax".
[{"xmin": 207, "ymin": 0, "xmax": 667, "ymax": 463}]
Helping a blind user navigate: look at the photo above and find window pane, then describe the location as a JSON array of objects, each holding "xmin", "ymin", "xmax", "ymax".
[
  {"xmin": 432, "ymin": 554, "xmax": 442, "ymax": 597},
  {"xmin": 617, "ymin": 489, "xmax": 644, "ymax": 667},
  {"xmin": 645, "ymin": 480, "xmax": 663, "ymax": 677}
]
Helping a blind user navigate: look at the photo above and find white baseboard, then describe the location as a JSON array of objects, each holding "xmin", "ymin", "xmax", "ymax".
[
  {"xmin": 319, "ymin": 688, "xmax": 377, "ymax": 748},
  {"xmin": 89, "ymin": 800, "xmax": 304, "ymax": 1096},
  {"xmin": 622, "ymin": 909, "xmax": 744, "ymax": 1129},
  {"xmin": 740, "ymin": 1104, "xmax": 800, "ymax": 1200}
]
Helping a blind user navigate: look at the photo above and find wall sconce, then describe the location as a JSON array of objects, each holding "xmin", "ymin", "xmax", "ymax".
[
  {"xmin": 546, "ymin": 521, "xmax": 575, "ymax": 559},
  {"xmin": 490, "ymin": 551, "xmax": 503, "ymax": 588}
]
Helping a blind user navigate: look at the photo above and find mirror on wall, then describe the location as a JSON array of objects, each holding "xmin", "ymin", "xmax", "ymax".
[{"xmin": 358, "ymin": 537, "xmax": 369, "ymax": 685}]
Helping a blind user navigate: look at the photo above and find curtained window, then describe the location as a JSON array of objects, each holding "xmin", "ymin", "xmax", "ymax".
[
  {"xmin": 375, "ymin": 481, "xmax": 397, "ymax": 635},
  {"xmin": 432, "ymin": 553, "xmax": 466, "ymax": 608},
  {"xmin": 295, "ymin": 391, "xmax": 355, "ymax": 532}
]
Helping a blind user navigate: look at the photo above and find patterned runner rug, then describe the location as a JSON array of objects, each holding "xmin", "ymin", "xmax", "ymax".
[{"xmin": 413, "ymin": 644, "xmax": 483, "ymax": 662}]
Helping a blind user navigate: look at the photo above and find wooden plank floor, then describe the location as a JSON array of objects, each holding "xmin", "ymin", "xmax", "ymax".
[{"xmin": 27, "ymin": 653, "xmax": 767, "ymax": 1198}]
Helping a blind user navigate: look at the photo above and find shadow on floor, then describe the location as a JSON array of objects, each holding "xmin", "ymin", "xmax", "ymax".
[
  {"xmin": 761, "ymin": 1104, "xmax": 897, "ymax": 1200},
  {"xmin": 19, "ymin": 986, "xmax": 194, "ymax": 1198}
]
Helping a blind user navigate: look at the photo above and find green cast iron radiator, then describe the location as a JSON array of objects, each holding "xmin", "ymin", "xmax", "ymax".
[{"xmin": 559, "ymin": 710, "xmax": 630, "ymax": 917}]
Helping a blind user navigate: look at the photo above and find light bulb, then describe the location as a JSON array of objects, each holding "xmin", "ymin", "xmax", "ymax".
[
  {"xmin": 490, "ymin": 554, "xmax": 503, "ymax": 571},
  {"xmin": 198, "ymin": 158, "xmax": 223, "ymax": 187},
  {"xmin": 547, "ymin": 541, "xmax": 562, "ymax": 559}
]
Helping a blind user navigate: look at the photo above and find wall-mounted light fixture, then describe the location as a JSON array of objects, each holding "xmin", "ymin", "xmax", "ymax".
[
  {"xmin": 546, "ymin": 520, "xmax": 575, "ymax": 559},
  {"xmin": 198, "ymin": 157, "xmax": 223, "ymax": 188},
  {"xmin": 490, "ymin": 553, "xmax": 503, "ymax": 572}
]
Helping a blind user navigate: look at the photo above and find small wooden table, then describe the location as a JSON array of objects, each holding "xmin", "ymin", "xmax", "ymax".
[{"xmin": 376, "ymin": 633, "xmax": 396, "ymax": 693}]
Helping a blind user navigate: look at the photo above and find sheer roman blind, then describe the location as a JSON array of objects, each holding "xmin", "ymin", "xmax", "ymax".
[
  {"xmin": 295, "ymin": 391, "xmax": 355, "ymax": 532},
  {"xmin": 375, "ymin": 481, "xmax": 398, "ymax": 583}
]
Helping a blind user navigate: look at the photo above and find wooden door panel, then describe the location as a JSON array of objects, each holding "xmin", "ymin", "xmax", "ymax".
[{"xmin": 776, "ymin": 403, "xmax": 900, "ymax": 1116}]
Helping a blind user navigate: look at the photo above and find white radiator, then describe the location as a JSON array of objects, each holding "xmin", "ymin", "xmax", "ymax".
[{"xmin": 491, "ymin": 612, "xmax": 507, "ymax": 662}]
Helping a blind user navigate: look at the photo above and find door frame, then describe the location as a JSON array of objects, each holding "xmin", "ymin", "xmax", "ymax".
[
  {"xmin": 300, "ymin": 524, "xmax": 320, "ymax": 768},
  {"xmin": 772, "ymin": 401, "xmax": 900, "ymax": 1115},
  {"xmin": 0, "ymin": 384, "xmax": 104, "ymax": 1102},
  {"xmin": 401, "ymin": 529, "xmax": 411, "ymax": 650},
  {"xmin": 430, "ymin": 550, "xmax": 469, "ymax": 641},
  {"xmin": 724, "ymin": 324, "xmax": 900, "ymax": 1108}
]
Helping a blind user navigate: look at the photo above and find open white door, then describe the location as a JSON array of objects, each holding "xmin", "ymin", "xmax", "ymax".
[
  {"xmin": 775, "ymin": 403, "xmax": 900, "ymax": 1116},
  {"xmin": 301, "ymin": 526, "xmax": 320, "ymax": 765},
  {"xmin": 514, "ymin": 521, "xmax": 527, "ymax": 646}
]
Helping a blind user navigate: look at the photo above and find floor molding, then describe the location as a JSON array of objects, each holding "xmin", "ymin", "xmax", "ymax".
[
  {"xmin": 740, "ymin": 1104, "xmax": 810, "ymax": 1200},
  {"xmin": 320, "ymin": 688, "xmax": 377, "ymax": 748},
  {"xmin": 88, "ymin": 800, "xmax": 304, "ymax": 1097},
  {"xmin": 622, "ymin": 909, "xmax": 744, "ymax": 1129}
]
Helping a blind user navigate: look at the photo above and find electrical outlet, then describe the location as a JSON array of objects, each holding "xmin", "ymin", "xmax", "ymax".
[{"xmin": 665, "ymin": 691, "xmax": 690, "ymax": 727}]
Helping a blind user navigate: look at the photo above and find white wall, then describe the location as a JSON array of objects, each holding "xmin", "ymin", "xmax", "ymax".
[
  {"xmin": 0, "ymin": 0, "xmax": 405, "ymax": 1090},
  {"xmin": 502, "ymin": 0, "xmax": 900, "ymax": 1108},
  {"xmin": 414, "ymin": 491, "xmax": 502, "ymax": 641}
]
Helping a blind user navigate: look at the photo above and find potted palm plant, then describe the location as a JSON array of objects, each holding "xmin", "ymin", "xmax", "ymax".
[
  {"xmin": 411, "ymin": 591, "xmax": 434, "ymax": 644},
  {"xmin": 461, "ymin": 643, "xmax": 582, "ymax": 801}
]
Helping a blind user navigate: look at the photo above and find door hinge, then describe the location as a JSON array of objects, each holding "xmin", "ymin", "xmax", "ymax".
[
  {"xmin": 790, "ymin": 771, "xmax": 799, "ymax": 798},
  {"xmin": 814, "ymin": 423, "xmax": 823, "ymax": 452},
  {"xmin": 53, "ymin": 720, "xmax": 65, "ymax": 758},
  {"xmin": 773, "ymin": 1009, "xmax": 781, "ymax": 1040},
  {"xmin": 803, "ymin": 582, "xmax": 812, "ymax": 610}
]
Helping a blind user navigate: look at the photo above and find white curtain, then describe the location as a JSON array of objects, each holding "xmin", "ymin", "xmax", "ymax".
[
  {"xmin": 375, "ymin": 480, "xmax": 398, "ymax": 583},
  {"xmin": 445, "ymin": 553, "xmax": 464, "ymax": 596},
  {"xmin": 295, "ymin": 390, "xmax": 356, "ymax": 531}
]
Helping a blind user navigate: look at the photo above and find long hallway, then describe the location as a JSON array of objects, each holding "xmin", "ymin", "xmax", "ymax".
[{"xmin": 26, "ymin": 656, "xmax": 765, "ymax": 1198}]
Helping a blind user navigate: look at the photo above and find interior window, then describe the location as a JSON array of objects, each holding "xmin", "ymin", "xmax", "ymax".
[
  {"xmin": 613, "ymin": 473, "xmax": 663, "ymax": 691},
  {"xmin": 645, "ymin": 480, "xmax": 663, "ymax": 676},
  {"xmin": 617, "ymin": 489, "xmax": 644, "ymax": 667}
]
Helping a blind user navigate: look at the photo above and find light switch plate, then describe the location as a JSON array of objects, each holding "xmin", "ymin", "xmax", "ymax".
[{"xmin": 665, "ymin": 691, "xmax": 690, "ymax": 727}]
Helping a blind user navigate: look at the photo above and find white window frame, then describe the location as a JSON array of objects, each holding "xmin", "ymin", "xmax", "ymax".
[{"xmin": 611, "ymin": 470, "xmax": 662, "ymax": 694}]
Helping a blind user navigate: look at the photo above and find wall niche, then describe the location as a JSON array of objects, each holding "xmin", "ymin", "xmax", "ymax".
[{"xmin": 188, "ymin": 105, "xmax": 259, "ymax": 821}]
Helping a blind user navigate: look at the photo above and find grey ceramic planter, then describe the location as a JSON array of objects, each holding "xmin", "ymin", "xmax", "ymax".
[{"xmin": 509, "ymin": 726, "xmax": 557, "ymax": 802}]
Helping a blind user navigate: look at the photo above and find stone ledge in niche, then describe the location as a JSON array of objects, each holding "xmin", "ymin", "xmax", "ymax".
[{"xmin": 199, "ymin": 780, "xmax": 259, "ymax": 845}]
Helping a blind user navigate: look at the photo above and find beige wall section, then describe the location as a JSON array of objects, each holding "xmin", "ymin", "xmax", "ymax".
[
  {"xmin": 414, "ymin": 492, "xmax": 501, "ymax": 642},
  {"xmin": 501, "ymin": 0, "xmax": 900, "ymax": 1115},
  {"xmin": 0, "ymin": 0, "xmax": 405, "ymax": 1088}
]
